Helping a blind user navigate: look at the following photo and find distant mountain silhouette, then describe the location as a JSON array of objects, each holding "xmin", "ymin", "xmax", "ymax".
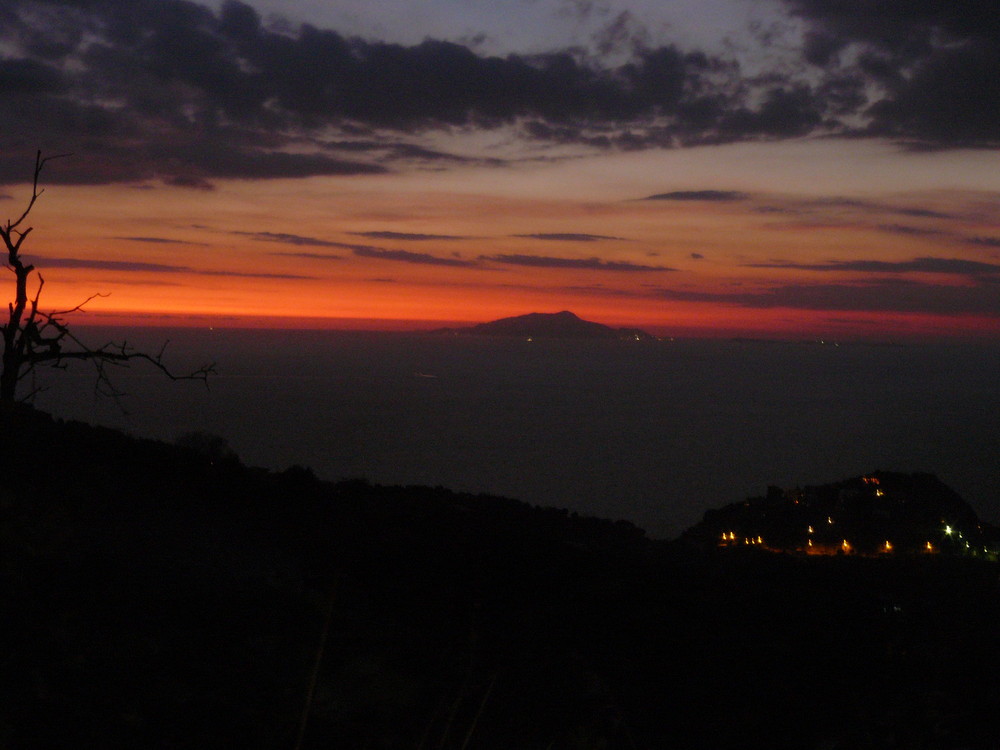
[
  {"xmin": 440, "ymin": 310, "xmax": 655, "ymax": 339},
  {"xmin": 681, "ymin": 471, "xmax": 1000, "ymax": 557}
]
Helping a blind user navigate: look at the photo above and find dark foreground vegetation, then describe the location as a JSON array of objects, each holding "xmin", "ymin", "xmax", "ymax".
[{"xmin": 3, "ymin": 408, "xmax": 1000, "ymax": 749}]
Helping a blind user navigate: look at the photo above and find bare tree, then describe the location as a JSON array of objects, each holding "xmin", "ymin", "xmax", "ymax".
[{"xmin": 0, "ymin": 151, "xmax": 213, "ymax": 406}]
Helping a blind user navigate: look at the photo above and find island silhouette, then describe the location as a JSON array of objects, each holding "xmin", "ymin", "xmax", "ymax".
[{"xmin": 438, "ymin": 310, "xmax": 656, "ymax": 340}]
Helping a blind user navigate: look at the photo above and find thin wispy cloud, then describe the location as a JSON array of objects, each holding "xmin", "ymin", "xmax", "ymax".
[
  {"xmin": 28, "ymin": 257, "xmax": 191, "ymax": 273},
  {"xmin": 747, "ymin": 257, "xmax": 1000, "ymax": 277},
  {"xmin": 512, "ymin": 233, "xmax": 625, "ymax": 242},
  {"xmin": 652, "ymin": 279, "xmax": 1000, "ymax": 315},
  {"xmin": 114, "ymin": 236, "xmax": 210, "ymax": 246},
  {"xmin": 482, "ymin": 254, "xmax": 676, "ymax": 272},
  {"xmin": 27, "ymin": 255, "xmax": 317, "ymax": 280},
  {"xmin": 894, "ymin": 207, "xmax": 954, "ymax": 220},
  {"xmin": 771, "ymin": 197, "xmax": 962, "ymax": 223},
  {"xmin": 262, "ymin": 234, "xmax": 475, "ymax": 266},
  {"xmin": 641, "ymin": 191, "xmax": 749, "ymax": 202},
  {"xmin": 352, "ymin": 247, "xmax": 479, "ymax": 267},
  {"xmin": 875, "ymin": 224, "xmax": 946, "ymax": 238},
  {"xmin": 236, "ymin": 231, "xmax": 347, "ymax": 248},
  {"xmin": 350, "ymin": 231, "xmax": 472, "ymax": 241},
  {"xmin": 197, "ymin": 269, "xmax": 318, "ymax": 280},
  {"xmin": 967, "ymin": 236, "xmax": 1000, "ymax": 248},
  {"xmin": 269, "ymin": 252, "xmax": 343, "ymax": 261},
  {"xmin": 561, "ymin": 284, "xmax": 645, "ymax": 298}
]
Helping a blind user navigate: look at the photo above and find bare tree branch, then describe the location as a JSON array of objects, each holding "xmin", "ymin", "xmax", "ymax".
[
  {"xmin": 1, "ymin": 152, "xmax": 214, "ymax": 407},
  {"xmin": 2, "ymin": 151, "xmax": 71, "ymax": 238}
]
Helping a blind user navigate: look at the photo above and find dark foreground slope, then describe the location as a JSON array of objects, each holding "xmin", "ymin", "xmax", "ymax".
[{"xmin": 3, "ymin": 408, "xmax": 1000, "ymax": 749}]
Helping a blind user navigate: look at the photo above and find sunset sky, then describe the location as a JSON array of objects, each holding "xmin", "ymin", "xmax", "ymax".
[{"xmin": 3, "ymin": 0, "xmax": 1000, "ymax": 339}]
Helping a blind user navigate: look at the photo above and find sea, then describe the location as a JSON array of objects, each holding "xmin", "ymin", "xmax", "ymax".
[{"xmin": 30, "ymin": 327, "xmax": 1000, "ymax": 540}]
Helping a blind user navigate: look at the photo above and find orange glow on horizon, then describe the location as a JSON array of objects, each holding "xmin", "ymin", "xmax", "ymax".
[{"xmin": 5, "ymin": 160, "xmax": 999, "ymax": 342}]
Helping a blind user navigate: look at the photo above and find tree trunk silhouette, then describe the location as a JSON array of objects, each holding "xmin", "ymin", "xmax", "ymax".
[{"xmin": 0, "ymin": 151, "xmax": 213, "ymax": 405}]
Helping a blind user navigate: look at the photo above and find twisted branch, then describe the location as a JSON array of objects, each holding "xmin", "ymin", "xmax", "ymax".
[{"xmin": 1, "ymin": 151, "xmax": 214, "ymax": 406}]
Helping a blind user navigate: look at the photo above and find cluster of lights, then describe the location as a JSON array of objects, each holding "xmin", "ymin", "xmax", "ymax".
[
  {"xmin": 718, "ymin": 519, "xmax": 994, "ymax": 558},
  {"xmin": 719, "ymin": 532, "xmax": 764, "ymax": 546}
]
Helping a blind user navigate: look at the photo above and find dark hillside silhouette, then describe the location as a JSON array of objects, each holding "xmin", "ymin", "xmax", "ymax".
[{"xmin": 3, "ymin": 409, "xmax": 1000, "ymax": 748}]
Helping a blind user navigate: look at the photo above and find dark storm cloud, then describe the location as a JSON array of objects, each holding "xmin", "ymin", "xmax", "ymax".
[
  {"xmin": 747, "ymin": 256, "xmax": 1000, "ymax": 278},
  {"xmin": 654, "ymin": 279, "xmax": 1000, "ymax": 315},
  {"xmin": 4, "ymin": 0, "xmax": 993, "ymax": 187},
  {"xmin": 784, "ymin": 0, "xmax": 1000, "ymax": 147},
  {"xmin": 26, "ymin": 255, "xmax": 315, "ymax": 279},
  {"xmin": 482, "ymin": 254, "xmax": 675, "ymax": 272},
  {"xmin": 0, "ymin": 0, "xmax": 868, "ymax": 185},
  {"xmin": 642, "ymin": 191, "xmax": 749, "ymax": 202},
  {"xmin": 512, "ymin": 233, "xmax": 624, "ymax": 242}
]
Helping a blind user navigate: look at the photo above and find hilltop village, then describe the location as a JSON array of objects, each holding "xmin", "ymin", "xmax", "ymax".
[{"xmin": 683, "ymin": 471, "xmax": 1000, "ymax": 559}]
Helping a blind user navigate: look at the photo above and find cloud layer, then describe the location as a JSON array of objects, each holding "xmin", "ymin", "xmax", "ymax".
[
  {"xmin": 3, "ymin": 0, "xmax": 996, "ymax": 185},
  {"xmin": 788, "ymin": 0, "xmax": 1000, "ymax": 146},
  {"xmin": 482, "ymin": 254, "xmax": 674, "ymax": 272}
]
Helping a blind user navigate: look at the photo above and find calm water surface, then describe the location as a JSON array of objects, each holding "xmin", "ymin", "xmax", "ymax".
[{"xmin": 33, "ymin": 328, "xmax": 1000, "ymax": 539}]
